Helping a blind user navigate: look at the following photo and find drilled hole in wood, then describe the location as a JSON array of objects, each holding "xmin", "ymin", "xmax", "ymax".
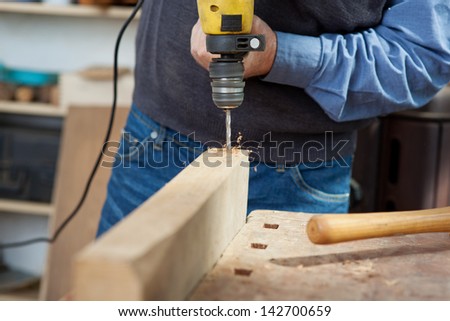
[
  {"xmin": 251, "ymin": 243, "xmax": 268, "ymax": 250},
  {"xmin": 264, "ymin": 223, "xmax": 279, "ymax": 229},
  {"xmin": 234, "ymin": 268, "xmax": 253, "ymax": 277}
]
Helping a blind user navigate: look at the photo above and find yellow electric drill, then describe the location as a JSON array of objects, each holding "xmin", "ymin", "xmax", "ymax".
[{"xmin": 197, "ymin": 0, "xmax": 265, "ymax": 149}]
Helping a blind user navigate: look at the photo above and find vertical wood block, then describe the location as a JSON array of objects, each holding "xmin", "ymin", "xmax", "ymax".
[{"xmin": 73, "ymin": 149, "xmax": 249, "ymax": 300}]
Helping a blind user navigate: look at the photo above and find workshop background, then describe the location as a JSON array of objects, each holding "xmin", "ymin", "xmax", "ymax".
[{"xmin": 0, "ymin": 0, "xmax": 449, "ymax": 300}]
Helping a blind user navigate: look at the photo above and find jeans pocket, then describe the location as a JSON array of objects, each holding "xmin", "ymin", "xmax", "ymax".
[
  {"xmin": 290, "ymin": 163, "xmax": 351, "ymax": 203},
  {"xmin": 118, "ymin": 130, "xmax": 151, "ymax": 162},
  {"xmin": 115, "ymin": 107, "xmax": 165, "ymax": 164}
]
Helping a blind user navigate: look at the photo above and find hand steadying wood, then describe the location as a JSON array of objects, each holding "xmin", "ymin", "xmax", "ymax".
[{"xmin": 307, "ymin": 207, "xmax": 450, "ymax": 244}]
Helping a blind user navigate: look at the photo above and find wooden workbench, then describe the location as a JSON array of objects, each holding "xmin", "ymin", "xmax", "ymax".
[
  {"xmin": 191, "ymin": 210, "xmax": 450, "ymax": 300},
  {"xmin": 72, "ymin": 150, "xmax": 450, "ymax": 301}
]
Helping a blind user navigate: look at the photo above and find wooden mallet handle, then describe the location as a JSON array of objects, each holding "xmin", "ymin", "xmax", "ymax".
[{"xmin": 307, "ymin": 207, "xmax": 450, "ymax": 244}]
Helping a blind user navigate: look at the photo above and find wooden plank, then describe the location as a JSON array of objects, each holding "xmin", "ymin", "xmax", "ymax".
[
  {"xmin": 0, "ymin": 100, "xmax": 65, "ymax": 118},
  {"xmin": 0, "ymin": 282, "xmax": 39, "ymax": 301},
  {"xmin": 73, "ymin": 149, "xmax": 250, "ymax": 300},
  {"xmin": 191, "ymin": 210, "xmax": 450, "ymax": 300},
  {"xmin": 39, "ymin": 106, "xmax": 129, "ymax": 300},
  {"xmin": 0, "ymin": 199, "xmax": 54, "ymax": 217}
]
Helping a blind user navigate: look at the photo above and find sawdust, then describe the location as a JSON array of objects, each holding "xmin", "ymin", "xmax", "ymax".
[
  {"xmin": 263, "ymin": 263, "xmax": 274, "ymax": 271},
  {"xmin": 383, "ymin": 279, "xmax": 399, "ymax": 287},
  {"xmin": 236, "ymin": 132, "xmax": 243, "ymax": 146},
  {"xmin": 343, "ymin": 259, "xmax": 380, "ymax": 281},
  {"xmin": 344, "ymin": 260, "xmax": 374, "ymax": 273},
  {"xmin": 217, "ymin": 132, "xmax": 244, "ymax": 150}
]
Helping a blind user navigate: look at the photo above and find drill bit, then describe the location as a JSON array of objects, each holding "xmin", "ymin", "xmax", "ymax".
[{"xmin": 225, "ymin": 109, "xmax": 231, "ymax": 150}]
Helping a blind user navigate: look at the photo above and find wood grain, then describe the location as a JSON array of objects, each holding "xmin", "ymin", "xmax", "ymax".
[
  {"xmin": 73, "ymin": 149, "xmax": 250, "ymax": 300},
  {"xmin": 191, "ymin": 210, "xmax": 450, "ymax": 300}
]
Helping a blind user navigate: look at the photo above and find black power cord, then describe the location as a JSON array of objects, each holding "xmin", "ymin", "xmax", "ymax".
[{"xmin": 0, "ymin": 0, "xmax": 144, "ymax": 250}]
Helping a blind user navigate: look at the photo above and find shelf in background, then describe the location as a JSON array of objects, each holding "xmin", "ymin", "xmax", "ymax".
[
  {"xmin": 0, "ymin": 281, "xmax": 39, "ymax": 301},
  {"xmin": 0, "ymin": 199, "xmax": 54, "ymax": 217},
  {"xmin": 0, "ymin": 101, "xmax": 66, "ymax": 117},
  {"xmin": 0, "ymin": 2, "xmax": 139, "ymax": 19}
]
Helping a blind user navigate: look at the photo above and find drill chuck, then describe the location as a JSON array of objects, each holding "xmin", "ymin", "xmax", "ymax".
[
  {"xmin": 209, "ymin": 59, "xmax": 245, "ymax": 109},
  {"xmin": 206, "ymin": 34, "xmax": 264, "ymax": 110}
]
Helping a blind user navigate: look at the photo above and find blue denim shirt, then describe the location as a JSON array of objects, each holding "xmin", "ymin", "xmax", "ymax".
[{"xmin": 263, "ymin": 0, "xmax": 450, "ymax": 122}]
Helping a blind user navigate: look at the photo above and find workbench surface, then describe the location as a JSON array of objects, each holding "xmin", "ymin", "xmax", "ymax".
[{"xmin": 191, "ymin": 211, "xmax": 450, "ymax": 300}]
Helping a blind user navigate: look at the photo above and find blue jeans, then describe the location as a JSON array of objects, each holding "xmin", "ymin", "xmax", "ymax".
[{"xmin": 97, "ymin": 105, "xmax": 352, "ymax": 236}]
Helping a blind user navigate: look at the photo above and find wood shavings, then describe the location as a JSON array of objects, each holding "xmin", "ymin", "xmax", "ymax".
[
  {"xmin": 346, "ymin": 260, "xmax": 374, "ymax": 273},
  {"xmin": 236, "ymin": 132, "xmax": 243, "ymax": 147},
  {"xmin": 383, "ymin": 279, "xmax": 399, "ymax": 287}
]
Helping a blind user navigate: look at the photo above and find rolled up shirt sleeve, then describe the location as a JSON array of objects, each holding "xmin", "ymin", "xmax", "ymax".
[{"xmin": 263, "ymin": 0, "xmax": 450, "ymax": 122}]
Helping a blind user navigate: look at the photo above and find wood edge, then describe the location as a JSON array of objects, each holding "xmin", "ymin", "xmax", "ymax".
[{"xmin": 72, "ymin": 149, "xmax": 249, "ymax": 300}]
